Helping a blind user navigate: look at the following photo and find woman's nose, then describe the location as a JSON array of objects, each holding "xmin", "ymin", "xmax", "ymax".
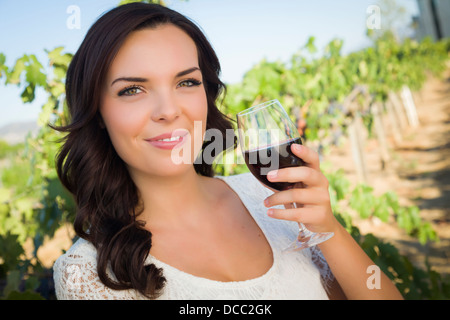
[{"xmin": 150, "ymin": 91, "xmax": 182, "ymax": 122}]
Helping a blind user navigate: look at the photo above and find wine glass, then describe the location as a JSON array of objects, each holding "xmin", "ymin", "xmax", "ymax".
[{"xmin": 236, "ymin": 99, "xmax": 334, "ymax": 251}]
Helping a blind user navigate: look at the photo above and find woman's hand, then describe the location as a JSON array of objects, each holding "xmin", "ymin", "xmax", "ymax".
[
  {"xmin": 263, "ymin": 143, "xmax": 338, "ymax": 234},
  {"xmin": 263, "ymin": 143, "xmax": 404, "ymax": 299}
]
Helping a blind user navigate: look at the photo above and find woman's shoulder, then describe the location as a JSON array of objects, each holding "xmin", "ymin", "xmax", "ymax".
[
  {"xmin": 53, "ymin": 237, "xmax": 141, "ymax": 300},
  {"xmin": 54, "ymin": 237, "xmax": 97, "ymax": 267},
  {"xmin": 52, "ymin": 238, "xmax": 98, "ymax": 298},
  {"xmin": 52, "ymin": 238, "xmax": 90, "ymax": 298}
]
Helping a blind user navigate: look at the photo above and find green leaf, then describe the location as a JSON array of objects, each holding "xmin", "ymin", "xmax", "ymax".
[
  {"xmin": 0, "ymin": 53, "xmax": 5, "ymax": 66},
  {"xmin": 373, "ymin": 198, "xmax": 389, "ymax": 222},
  {"xmin": 0, "ymin": 188, "xmax": 11, "ymax": 203},
  {"xmin": 359, "ymin": 60, "xmax": 368, "ymax": 78},
  {"xmin": 2, "ymin": 270, "xmax": 21, "ymax": 296},
  {"xmin": 37, "ymin": 101, "xmax": 54, "ymax": 127},
  {"xmin": 3, "ymin": 290, "xmax": 45, "ymax": 300},
  {"xmin": 7, "ymin": 55, "xmax": 28, "ymax": 85},
  {"xmin": 46, "ymin": 46, "xmax": 72, "ymax": 67},
  {"xmin": 0, "ymin": 233, "xmax": 25, "ymax": 272},
  {"xmin": 349, "ymin": 184, "xmax": 376, "ymax": 219},
  {"xmin": 25, "ymin": 55, "xmax": 46, "ymax": 87},
  {"xmin": 15, "ymin": 198, "xmax": 34, "ymax": 220},
  {"xmin": 0, "ymin": 53, "xmax": 7, "ymax": 78},
  {"xmin": 20, "ymin": 83, "xmax": 36, "ymax": 103},
  {"xmin": 418, "ymin": 222, "xmax": 438, "ymax": 245},
  {"xmin": 304, "ymin": 36, "xmax": 317, "ymax": 54}
]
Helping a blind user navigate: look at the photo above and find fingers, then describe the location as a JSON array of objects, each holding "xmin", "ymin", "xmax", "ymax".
[
  {"xmin": 290, "ymin": 143, "xmax": 320, "ymax": 171},
  {"xmin": 267, "ymin": 165, "xmax": 328, "ymax": 188},
  {"xmin": 264, "ymin": 187, "xmax": 330, "ymax": 208},
  {"xmin": 266, "ymin": 207, "xmax": 302, "ymax": 222},
  {"xmin": 262, "ymin": 143, "xmax": 336, "ymax": 233},
  {"xmin": 266, "ymin": 144, "xmax": 325, "ymax": 187},
  {"xmin": 266, "ymin": 206, "xmax": 331, "ymax": 232},
  {"xmin": 265, "ymin": 194, "xmax": 335, "ymax": 233}
]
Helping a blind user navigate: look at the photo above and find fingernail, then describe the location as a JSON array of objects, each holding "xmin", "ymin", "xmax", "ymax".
[
  {"xmin": 264, "ymin": 198, "xmax": 269, "ymax": 206},
  {"xmin": 293, "ymin": 144, "xmax": 302, "ymax": 151},
  {"xmin": 267, "ymin": 170, "xmax": 278, "ymax": 180},
  {"xmin": 267, "ymin": 209, "xmax": 274, "ymax": 216}
]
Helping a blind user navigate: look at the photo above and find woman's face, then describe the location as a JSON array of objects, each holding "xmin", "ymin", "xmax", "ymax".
[{"xmin": 101, "ymin": 24, "xmax": 208, "ymax": 179}]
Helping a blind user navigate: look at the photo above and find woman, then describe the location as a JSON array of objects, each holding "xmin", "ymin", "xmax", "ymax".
[{"xmin": 53, "ymin": 3, "xmax": 402, "ymax": 300}]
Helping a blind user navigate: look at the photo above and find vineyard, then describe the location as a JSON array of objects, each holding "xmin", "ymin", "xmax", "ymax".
[{"xmin": 1, "ymin": 1, "xmax": 450, "ymax": 300}]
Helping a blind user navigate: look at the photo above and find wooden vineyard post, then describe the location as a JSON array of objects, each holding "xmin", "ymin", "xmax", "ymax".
[
  {"xmin": 343, "ymin": 86, "xmax": 370, "ymax": 185},
  {"xmin": 400, "ymin": 85, "xmax": 419, "ymax": 127},
  {"xmin": 348, "ymin": 112, "xmax": 369, "ymax": 184},
  {"xmin": 371, "ymin": 102, "xmax": 390, "ymax": 170},
  {"xmin": 384, "ymin": 100, "xmax": 403, "ymax": 145},
  {"xmin": 388, "ymin": 91, "xmax": 408, "ymax": 131}
]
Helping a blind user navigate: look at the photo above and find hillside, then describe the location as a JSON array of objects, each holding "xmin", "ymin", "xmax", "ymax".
[{"xmin": 0, "ymin": 120, "xmax": 39, "ymax": 145}]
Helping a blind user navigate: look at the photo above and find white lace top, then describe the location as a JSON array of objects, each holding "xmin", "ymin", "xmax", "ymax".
[{"xmin": 53, "ymin": 173, "xmax": 333, "ymax": 300}]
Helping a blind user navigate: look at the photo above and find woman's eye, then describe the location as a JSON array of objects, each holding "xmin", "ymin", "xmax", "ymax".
[
  {"xmin": 178, "ymin": 79, "xmax": 202, "ymax": 88},
  {"xmin": 118, "ymin": 86, "xmax": 143, "ymax": 96}
]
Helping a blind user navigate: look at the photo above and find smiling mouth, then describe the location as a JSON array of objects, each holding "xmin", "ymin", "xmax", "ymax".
[
  {"xmin": 155, "ymin": 135, "xmax": 185, "ymax": 142},
  {"xmin": 145, "ymin": 131, "xmax": 189, "ymax": 150}
]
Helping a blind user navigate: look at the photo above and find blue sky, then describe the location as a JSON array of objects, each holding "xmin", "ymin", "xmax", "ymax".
[{"xmin": 0, "ymin": 0, "xmax": 419, "ymax": 127}]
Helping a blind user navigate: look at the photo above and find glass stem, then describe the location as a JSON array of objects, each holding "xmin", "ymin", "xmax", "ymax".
[{"xmin": 293, "ymin": 202, "xmax": 311, "ymax": 238}]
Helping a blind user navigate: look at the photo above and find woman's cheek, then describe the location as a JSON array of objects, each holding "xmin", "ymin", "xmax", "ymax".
[{"xmin": 101, "ymin": 101, "xmax": 148, "ymax": 162}]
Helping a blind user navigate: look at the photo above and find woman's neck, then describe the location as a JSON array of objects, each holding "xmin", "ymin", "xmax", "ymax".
[{"xmin": 130, "ymin": 167, "xmax": 218, "ymax": 228}]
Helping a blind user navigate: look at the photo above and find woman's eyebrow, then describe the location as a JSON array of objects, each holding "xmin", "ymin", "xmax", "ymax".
[
  {"xmin": 110, "ymin": 67, "xmax": 201, "ymax": 87},
  {"xmin": 176, "ymin": 66, "xmax": 200, "ymax": 77},
  {"xmin": 111, "ymin": 77, "xmax": 147, "ymax": 86}
]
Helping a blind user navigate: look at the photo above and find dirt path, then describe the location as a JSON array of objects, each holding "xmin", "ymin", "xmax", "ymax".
[{"xmin": 325, "ymin": 69, "xmax": 450, "ymax": 276}]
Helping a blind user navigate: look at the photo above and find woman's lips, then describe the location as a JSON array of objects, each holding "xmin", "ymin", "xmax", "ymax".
[{"xmin": 145, "ymin": 131, "xmax": 189, "ymax": 150}]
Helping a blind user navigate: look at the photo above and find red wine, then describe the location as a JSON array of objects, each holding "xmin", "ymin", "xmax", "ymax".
[{"xmin": 243, "ymin": 138, "xmax": 305, "ymax": 191}]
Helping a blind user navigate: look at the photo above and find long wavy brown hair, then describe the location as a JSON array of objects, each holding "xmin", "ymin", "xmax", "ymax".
[{"xmin": 54, "ymin": 3, "xmax": 235, "ymax": 299}]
